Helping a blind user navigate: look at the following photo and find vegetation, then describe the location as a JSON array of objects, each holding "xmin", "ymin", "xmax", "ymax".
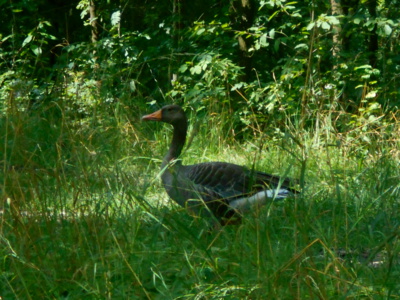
[{"xmin": 1, "ymin": 0, "xmax": 399, "ymax": 298}]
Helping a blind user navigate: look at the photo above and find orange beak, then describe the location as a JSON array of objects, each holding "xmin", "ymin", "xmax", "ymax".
[{"xmin": 142, "ymin": 109, "xmax": 162, "ymax": 121}]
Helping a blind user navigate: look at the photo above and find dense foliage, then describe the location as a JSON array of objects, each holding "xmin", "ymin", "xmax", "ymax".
[
  {"xmin": 1, "ymin": 0, "xmax": 399, "ymax": 119},
  {"xmin": 1, "ymin": 0, "xmax": 399, "ymax": 298}
]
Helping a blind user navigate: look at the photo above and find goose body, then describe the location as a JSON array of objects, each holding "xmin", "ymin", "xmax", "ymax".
[{"xmin": 142, "ymin": 105, "xmax": 296, "ymax": 224}]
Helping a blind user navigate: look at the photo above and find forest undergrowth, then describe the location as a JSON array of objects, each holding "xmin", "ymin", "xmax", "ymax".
[
  {"xmin": 1, "ymin": 0, "xmax": 400, "ymax": 298},
  {"xmin": 1, "ymin": 106, "xmax": 399, "ymax": 299}
]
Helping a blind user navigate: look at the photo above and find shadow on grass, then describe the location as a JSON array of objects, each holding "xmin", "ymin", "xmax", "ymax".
[{"xmin": 1, "ymin": 186, "xmax": 399, "ymax": 299}]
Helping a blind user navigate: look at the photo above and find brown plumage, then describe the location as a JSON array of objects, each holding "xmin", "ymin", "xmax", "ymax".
[{"xmin": 142, "ymin": 105, "xmax": 297, "ymax": 224}]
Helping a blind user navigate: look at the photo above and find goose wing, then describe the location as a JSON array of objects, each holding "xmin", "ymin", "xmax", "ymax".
[{"xmin": 183, "ymin": 162, "xmax": 295, "ymax": 202}]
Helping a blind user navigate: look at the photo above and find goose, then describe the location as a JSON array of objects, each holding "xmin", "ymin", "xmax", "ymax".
[{"xmin": 142, "ymin": 104, "xmax": 297, "ymax": 225}]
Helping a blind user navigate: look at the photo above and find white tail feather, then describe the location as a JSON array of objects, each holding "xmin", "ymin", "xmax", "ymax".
[{"xmin": 229, "ymin": 189, "xmax": 290, "ymax": 212}]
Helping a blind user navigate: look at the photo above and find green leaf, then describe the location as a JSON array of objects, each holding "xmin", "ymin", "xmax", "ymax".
[
  {"xmin": 1, "ymin": 35, "xmax": 12, "ymax": 42},
  {"xmin": 368, "ymin": 102, "xmax": 380, "ymax": 110},
  {"xmin": 306, "ymin": 22, "xmax": 315, "ymax": 31},
  {"xmin": 329, "ymin": 17, "xmax": 340, "ymax": 25},
  {"xmin": 260, "ymin": 34, "xmax": 268, "ymax": 47},
  {"xmin": 354, "ymin": 65, "xmax": 372, "ymax": 70},
  {"xmin": 269, "ymin": 29, "xmax": 275, "ymax": 39},
  {"xmin": 196, "ymin": 28, "xmax": 205, "ymax": 35},
  {"xmin": 129, "ymin": 80, "xmax": 136, "ymax": 92},
  {"xmin": 22, "ymin": 34, "xmax": 33, "ymax": 47},
  {"xmin": 111, "ymin": 11, "xmax": 121, "ymax": 26},
  {"xmin": 30, "ymin": 44, "xmax": 42, "ymax": 56},
  {"xmin": 190, "ymin": 65, "xmax": 202, "ymax": 75},
  {"xmin": 274, "ymin": 39, "xmax": 280, "ymax": 52},
  {"xmin": 268, "ymin": 10, "xmax": 280, "ymax": 21},
  {"xmin": 365, "ymin": 91, "xmax": 377, "ymax": 99},
  {"xmin": 383, "ymin": 24, "xmax": 392, "ymax": 36},
  {"xmin": 231, "ymin": 83, "xmax": 244, "ymax": 91},
  {"xmin": 321, "ymin": 22, "xmax": 330, "ymax": 30},
  {"xmin": 387, "ymin": 19, "xmax": 395, "ymax": 26},
  {"xmin": 178, "ymin": 64, "xmax": 188, "ymax": 73},
  {"xmin": 248, "ymin": 27, "xmax": 259, "ymax": 32},
  {"xmin": 294, "ymin": 43, "xmax": 308, "ymax": 51},
  {"xmin": 39, "ymin": 32, "xmax": 57, "ymax": 40},
  {"xmin": 371, "ymin": 69, "xmax": 381, "ymax": 76}
]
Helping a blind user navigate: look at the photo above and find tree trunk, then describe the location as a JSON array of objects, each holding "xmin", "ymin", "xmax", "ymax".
[
  {"xmin": 366, "ymin": 0, "xmax": 378, "ymax": 67},
  {"xmin": 89, "ymin": 0, "xmax": 99, "ymax": 43},
  {"xmin": 330, "ymin": 0, "xmax": 343, "ymax": 68},
  {"xmin": 230, "ymin": 0, "xmax": 256, "ymax": 81}
]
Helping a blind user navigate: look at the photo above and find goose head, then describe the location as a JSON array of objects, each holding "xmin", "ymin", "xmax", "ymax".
[{"xmin": 142, "ymin": 105, "xmax": 186, "ymax": 126}]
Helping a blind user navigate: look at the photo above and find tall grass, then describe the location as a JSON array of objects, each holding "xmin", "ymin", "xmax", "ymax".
[{"xmin": 1, "ymin": 100, "xmax": 399, "ymax": 299}]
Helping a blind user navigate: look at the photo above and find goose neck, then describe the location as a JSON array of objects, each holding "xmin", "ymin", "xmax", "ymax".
[{"xmin": 163, "ymin": 122, "xmax": 187, "ymax": 164}]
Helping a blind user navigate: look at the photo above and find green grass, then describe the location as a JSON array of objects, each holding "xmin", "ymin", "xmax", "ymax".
[{"xmin": 1, "ymin": 110, "xmax": 400, "ymax": 299}]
